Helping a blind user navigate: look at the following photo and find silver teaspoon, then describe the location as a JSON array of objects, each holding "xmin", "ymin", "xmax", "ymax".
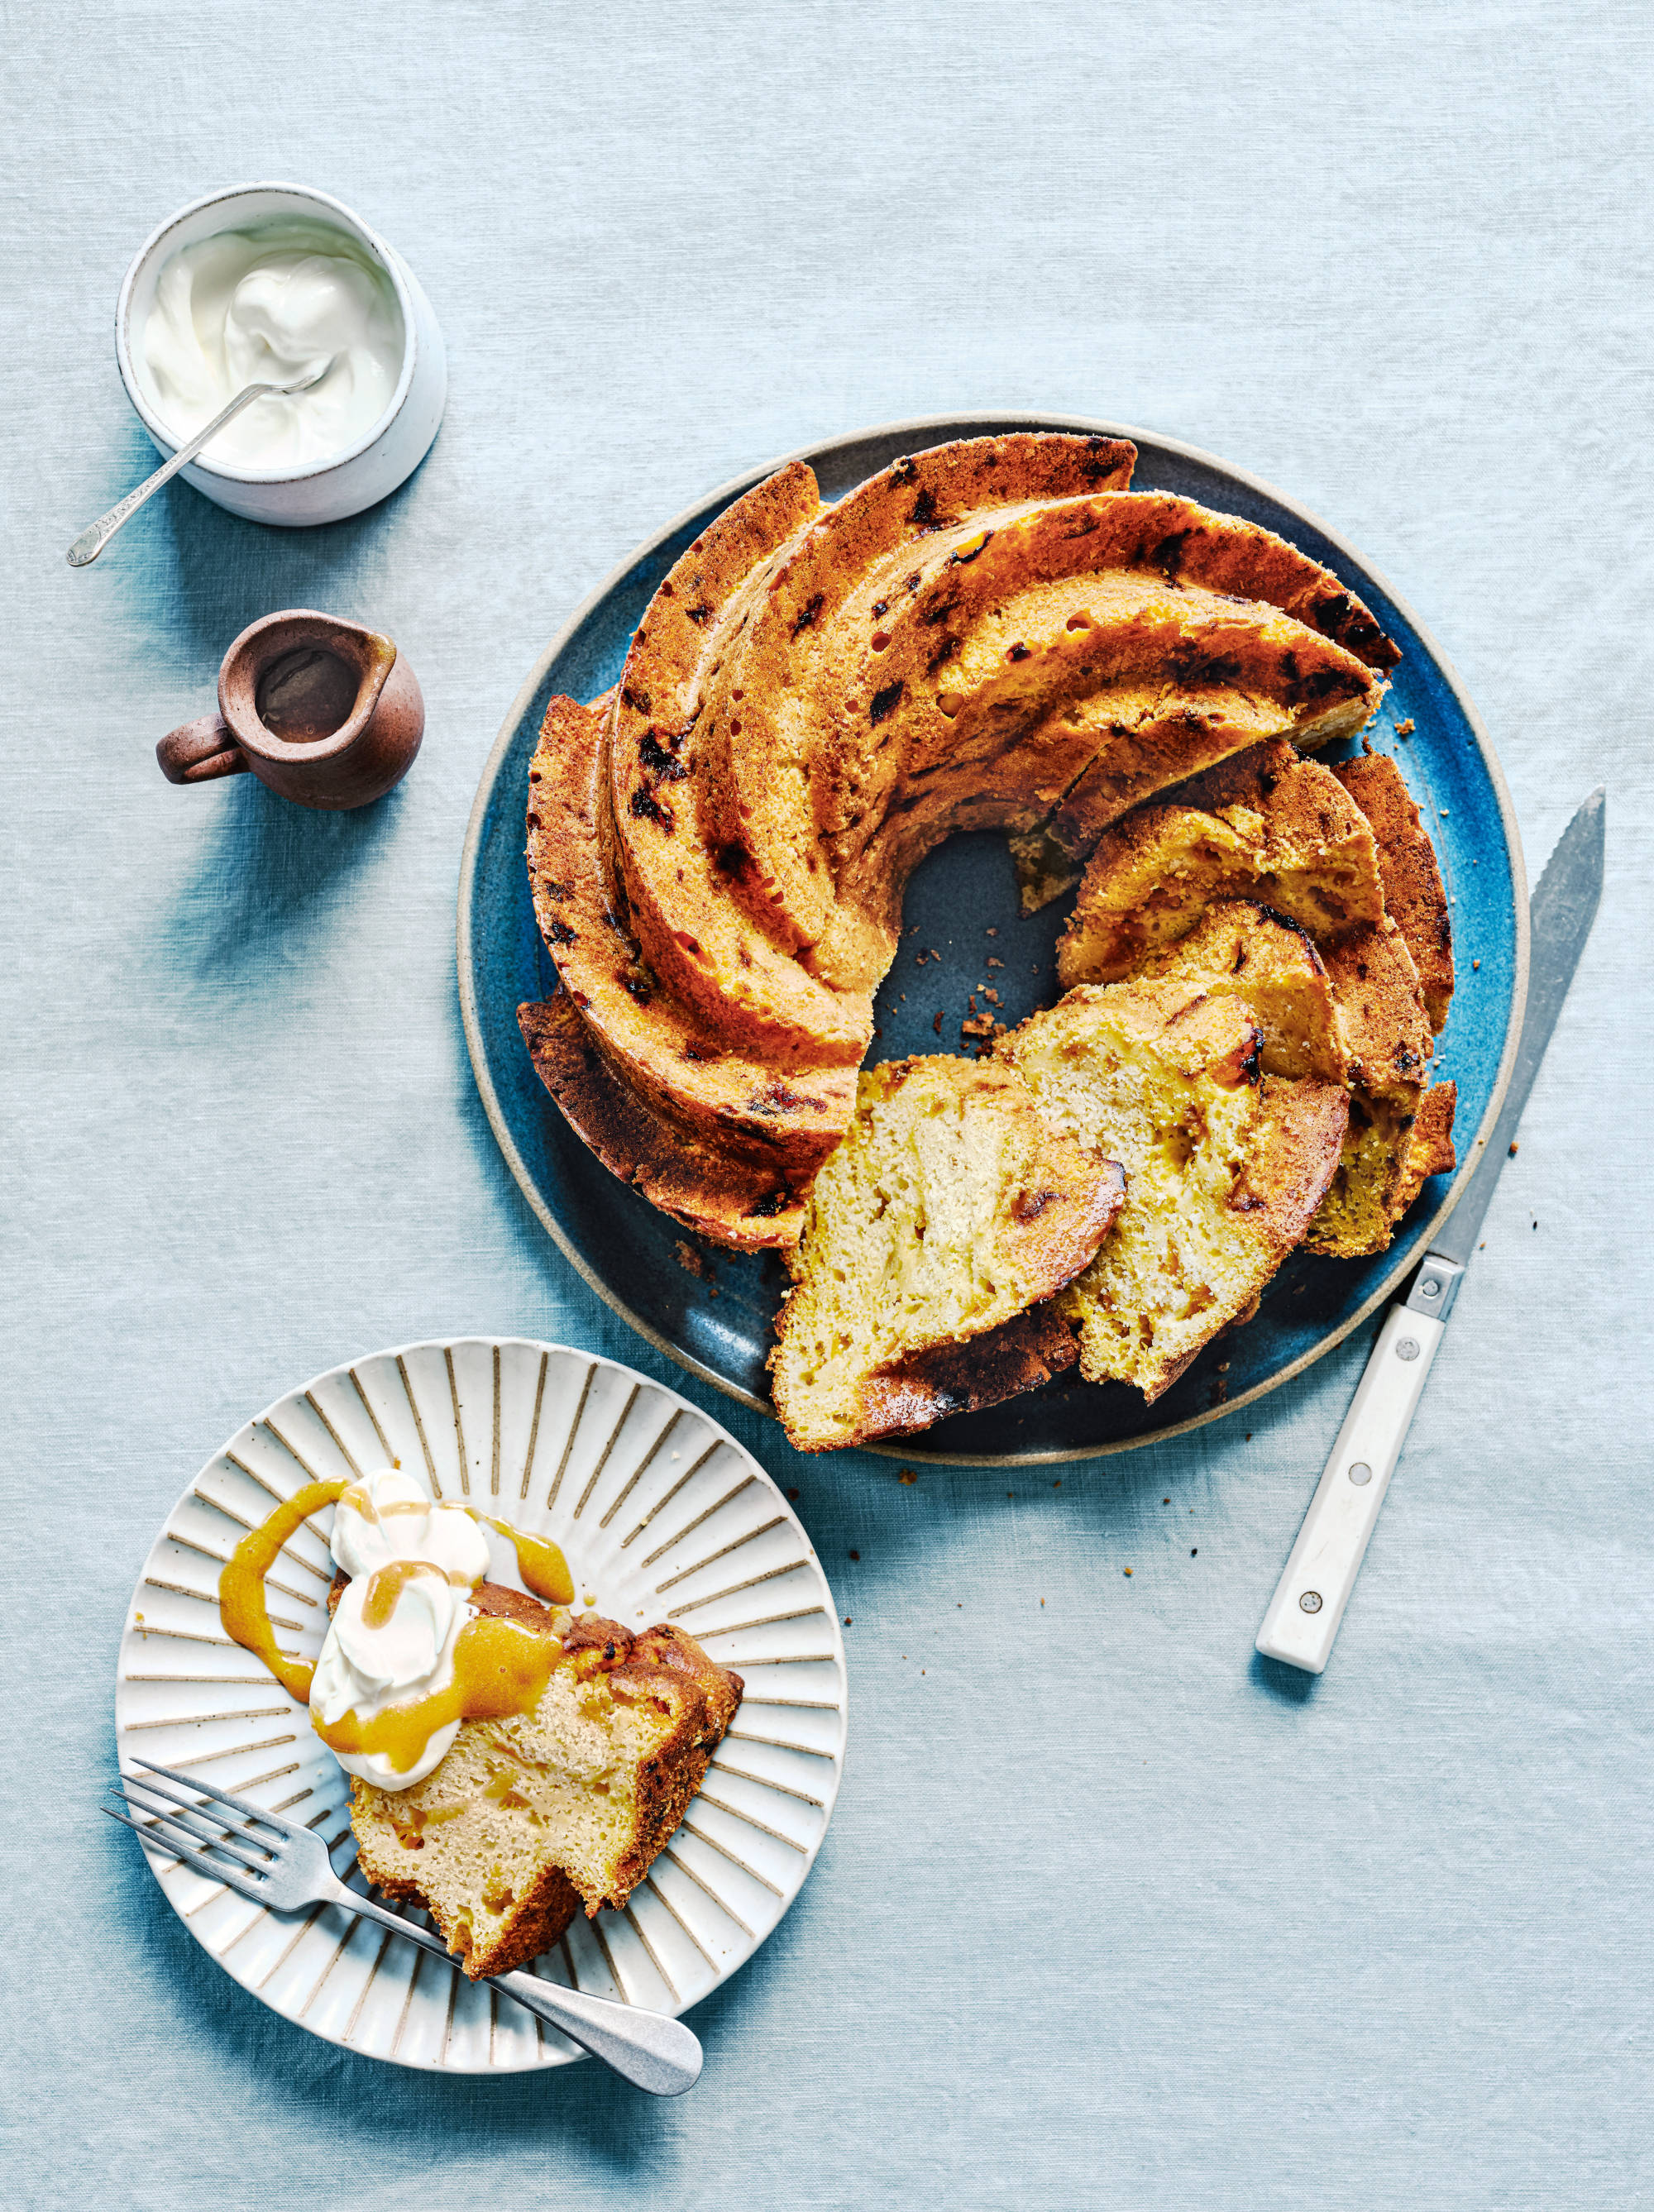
[{"xmin": 67, "ymin": 356, "xmax": 337, "ymax": 567}]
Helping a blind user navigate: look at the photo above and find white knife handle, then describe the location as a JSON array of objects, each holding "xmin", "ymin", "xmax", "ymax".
[{"xmin": 1255, "ymin": 1301, "xmax": 1446, "ymax": 1673}]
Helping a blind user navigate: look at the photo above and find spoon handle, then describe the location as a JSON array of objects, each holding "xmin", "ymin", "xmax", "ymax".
[{"xmin": 67, "ymin": 381, "xmax": 278, "ymax": 566}]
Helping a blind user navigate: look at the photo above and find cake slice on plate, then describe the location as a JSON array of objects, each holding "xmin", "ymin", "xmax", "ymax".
[{"xmin": 351, "ymin": 1596, "xmax": 741, "ymax": 1980}]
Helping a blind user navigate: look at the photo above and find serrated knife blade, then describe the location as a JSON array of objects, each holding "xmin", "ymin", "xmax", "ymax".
[{"xmin": 1255, "ymin": 787, "xmax": 1605, "ymax": 1673}]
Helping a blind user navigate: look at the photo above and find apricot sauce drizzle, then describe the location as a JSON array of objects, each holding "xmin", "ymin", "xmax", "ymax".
[{"xmin": 218, "ymin": 1482, "xmax": 573, "ymax": 1771}]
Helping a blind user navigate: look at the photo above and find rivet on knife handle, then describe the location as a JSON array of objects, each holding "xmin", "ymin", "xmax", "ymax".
[{"xmin": 1255, "ymin": 1273, "xmax": 1459, "ymax": 1674}]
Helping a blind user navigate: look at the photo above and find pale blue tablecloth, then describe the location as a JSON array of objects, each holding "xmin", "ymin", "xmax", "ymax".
[{"xmin": 4, "ymin": 6, "xmax": 1651, "ymax": 2207}]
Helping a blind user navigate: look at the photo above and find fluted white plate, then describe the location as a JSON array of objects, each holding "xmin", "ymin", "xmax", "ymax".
[{"xmin": 115, "ymin": 1339, "xmax": 847, "ymax": 2073}]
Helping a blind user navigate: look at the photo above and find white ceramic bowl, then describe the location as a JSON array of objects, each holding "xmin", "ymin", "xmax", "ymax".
[{"xmin": 115, "ymin": 182, "xmax": 447, "ymax": 528}]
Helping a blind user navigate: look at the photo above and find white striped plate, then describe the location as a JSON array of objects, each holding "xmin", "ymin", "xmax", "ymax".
[{"xmin": 115, "ymin": 1339, "xmax": 847, "ymax": 2073}]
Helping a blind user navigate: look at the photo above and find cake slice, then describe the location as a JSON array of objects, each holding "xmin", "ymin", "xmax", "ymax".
[
  {"xmin": 1001, "ymin": 979, "xmax": 1349, "ymax": 1401},
  {"xmin": 771, "ymin": 1055, "xmax": 1126, "ymax": 1451},
  {"xmin": 1057, "ymin": 742, "xmax": 1451, "ymax": 1254},
  {"xmin": 1126, "ymin": 901, "xmax": 1350, "ymax": 1083},
  {"xmin": 1055, "ymin": 740, "xmax": 1389, "ymax": 990},
  {"xmin": 351, "ymin": 1598, "xmax": 741, "ymax": 1980},
  {"xmin": 1334, "ymin": 752, "xmax": 1455, "ymax": 1030}
]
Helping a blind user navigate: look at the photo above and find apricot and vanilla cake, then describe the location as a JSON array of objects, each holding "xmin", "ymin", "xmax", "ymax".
[
  {"xmin": 215, "ymin": 1464, "xmax": 745, "ymax": 1981},
  {"xmin": 513, "ymin": 431, "xmax": 1460, "ymax": 1444}
]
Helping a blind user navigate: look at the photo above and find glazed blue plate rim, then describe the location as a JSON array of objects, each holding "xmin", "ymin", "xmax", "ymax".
[{"xmin": 458, "ymin": 412, "xmax": 1528, "ymax": 1465}]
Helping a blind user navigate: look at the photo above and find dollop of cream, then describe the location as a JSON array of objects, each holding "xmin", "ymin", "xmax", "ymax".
[
  {"xmin": 311, "ymin": 1469, "xmax": 491, "ymax": 1789},
  {"xmin": 138, "ymin": 220, "xmax": 404, "ymax": 471}
]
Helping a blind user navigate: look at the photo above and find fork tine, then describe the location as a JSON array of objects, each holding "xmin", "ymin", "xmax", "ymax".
[
  {"xmin": 111, "ymin": 1782, "xmax": 277, "ymax": 1870},
  {"xmin": 117, "ymin": 1767, "xmax": 279, "ymax": 1844},
  {"xmin": 125, "ymin": 1756, "xmax": 301, "ymax": 1836},
  {"xmin": 101, "ymin": 1804, "xmax": 267, "ymax": 1903}
]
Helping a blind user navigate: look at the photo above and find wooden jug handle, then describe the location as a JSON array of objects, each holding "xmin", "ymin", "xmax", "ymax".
[{"xmin": 156, "ymin": 712, "xmax": 251, "ymax": 786}]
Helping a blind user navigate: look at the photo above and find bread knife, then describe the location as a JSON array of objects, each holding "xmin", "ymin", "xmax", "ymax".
[{"xmin": 1255, "ymin": 786, "xmax": 1604, "ymax": 1674}]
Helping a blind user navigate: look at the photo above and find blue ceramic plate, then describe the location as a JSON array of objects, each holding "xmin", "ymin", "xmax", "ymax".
[{"xmin": 459, "ymin": 415, "xmax": 1527, "ymax": 1464}]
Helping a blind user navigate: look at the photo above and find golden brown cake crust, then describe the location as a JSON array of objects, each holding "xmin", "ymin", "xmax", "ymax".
[
  {"xmin": 703, "ymin": 434, "xmax": 1139, "ymax": 961},
  {"xmin": 609, "ymin": 461, "xmax": 868, "ymax": 1058},
  {"xmin": 527, "ymin": 690, "xmax": 855, "ymax": 1173},
  {"xmin": 1335, "ymin": 752, "xmax": 1455, "ymax": 1030},
  {"xmin": 518, "ymin": 994, "xmax": 807, "ymax": 1249},
  {"xmin": 1391, "ymin": 1081, "xmax": 1458, "ymax": 1216},
  {"xmin": 855, "ymin": 1301, "xmax": 1082, "ymax": 1444}
]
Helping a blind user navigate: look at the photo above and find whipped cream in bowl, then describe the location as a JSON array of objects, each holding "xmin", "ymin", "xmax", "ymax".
[
  {"xmin": 139, "ymin": 222, "xmax": 404, "ymax": 473},
  {"xmin": 115, "ymin": 182, "xmax": 447, "ymax": 527},
  {"xmin": 310, "ymin": 1470, "xmax": 494, "ymax": 1789}
]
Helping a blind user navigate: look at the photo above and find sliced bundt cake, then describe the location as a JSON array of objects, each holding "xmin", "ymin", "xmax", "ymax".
[
  {"xmin": 516, "ymin": 436, "xmax": 1427, "ymax": 1389},
  {"xmin": 351, "ymin": 1606, "xmax": 741, "ymax": 1980},
  {"xmin": 771, "ymin": 1054, "xmax": 1126, "ymax": 1450}
]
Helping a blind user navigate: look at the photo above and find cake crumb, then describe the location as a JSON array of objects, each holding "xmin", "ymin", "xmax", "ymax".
[
  {"xmin": 1508, "ymin": 1140, "xmax": 1519, "ymax": 1155},
  {"xmin": 933, "ymin": 1010, "xmax": 943, "ymax": 1034},
  {"xmin": 898, "ymin": 1469, "xmax": 916, "ymax": 1485},
  {"xmin": 849, "ymin": 1549, "xmax": 859, "ymax": 1560},
  {"xmin": 1395, "ymin": 718, "xmax": 1415, "ymax": 736},
  {"xmin": 1123, "ymin": 1568, "xmax": 1132, "ymax": 1577},
  {"xmin": 674, "ymin": 1240, "xmax": 714, "ymax": 1282},
  {"xmin": 786, "ymin": 1487, "xmax": 800, "ymax": 1500},
  {"xmin": 987, "ymin": 956, "xmax": 1003, "ymax": 968},
  {"xmin": 844, "ymin": 1616, "xmax": 852, "ymax": 1626},
  {"xmin": 1473, "ymin": 958, "xmax": 1480, "ymax": 970}
]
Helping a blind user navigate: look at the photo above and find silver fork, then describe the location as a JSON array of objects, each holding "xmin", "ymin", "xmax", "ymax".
[{"xmin": 103, "ymin": 1756, "xmax": 701, "ymax": 2095}]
